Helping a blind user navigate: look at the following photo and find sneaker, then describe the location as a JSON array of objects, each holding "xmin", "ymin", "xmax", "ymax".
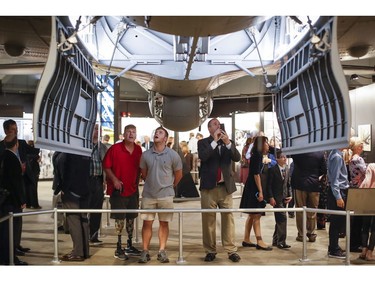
[
  {"xmin": 157, "ymin": 249, "xmax": 170, "ymax": 263},
  {"xmin": 125, "ymin": 245, "xmax": 142, "ymax": 256},
  {"xmin": 328, "ymin": 249, "xmax": 346, "ymax": 259},
  {"xmin": 138, "ymin": 250, "xmax": 151, "ymax": 263},
  {"xmin": 90, "ymin": 238, "xmax": 103, "ymax": 246},
  {"xmin": 114, "ymin": 248, "xmax": 129, "ymax": 260}
]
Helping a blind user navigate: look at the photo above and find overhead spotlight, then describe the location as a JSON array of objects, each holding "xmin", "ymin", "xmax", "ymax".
[
  {"xmin": 348, "ymin": 45, "xmax": 370, "ymax": 58},
  {"xmin": 4, "ymin": 43, "xmax": 26, "ymax": 57}
]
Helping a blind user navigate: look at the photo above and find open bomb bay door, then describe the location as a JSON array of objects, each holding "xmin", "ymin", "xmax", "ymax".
[{"xmin": 275, "ymin": 17, "xmax": 351, "ymax": 154}]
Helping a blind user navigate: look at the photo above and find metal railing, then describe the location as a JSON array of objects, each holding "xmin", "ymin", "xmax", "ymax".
[{"xmin": 1, "ymin": 205, "xmax": 354, "ymax": 265}]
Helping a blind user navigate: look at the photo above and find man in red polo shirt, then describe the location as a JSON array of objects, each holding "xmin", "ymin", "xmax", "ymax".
[{"xmin": 103, "ymin": 124, "xmax": 143, "ymax": 260}]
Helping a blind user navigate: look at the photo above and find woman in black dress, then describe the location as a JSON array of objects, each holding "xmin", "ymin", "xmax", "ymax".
[{"xmin": 240, "ymin": 136, "xmax": 272, "ymax": 251}]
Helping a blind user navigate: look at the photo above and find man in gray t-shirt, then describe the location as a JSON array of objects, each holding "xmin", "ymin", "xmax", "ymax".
[
  {"xmin": 140, "ymin": 146, "xmax": 182, "ymax": 199},
  {"xmin": 138, "ymin": 127, "xmax": 182, "ymax": 263}
]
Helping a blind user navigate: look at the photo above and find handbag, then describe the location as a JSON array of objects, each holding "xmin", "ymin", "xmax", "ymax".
[{"xmin": 255, "ymin": 192, "xmax": 267, "ymax": 208}]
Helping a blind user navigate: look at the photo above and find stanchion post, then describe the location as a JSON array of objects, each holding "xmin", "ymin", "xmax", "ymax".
[
  {"xmin": 345, "ymin": 210, "xmax": 351, "ymax": 265},
  {"xmin": 52, "ymin": 208, "xmax": 61, "ymax": 264},
  {"xmin": 8, "ymin": 212, "xmax": 14, "ymax": 265},
  {"xmin": 134, "ymin": 215, "xmax": 139, "ymax": 244},
  {"xmin": 176, "ymin": 211, "xmax": 186, "ymax": 264},
  {"xmin": 299, "ymin": 206, "xmax": 310, "ymax": 262},
  {"xmin": 105, "ymin": 196, "xmax": 110, "ymax": 227}
]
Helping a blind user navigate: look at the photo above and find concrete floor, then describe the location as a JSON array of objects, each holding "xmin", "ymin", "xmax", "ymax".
[{"xmin": 3, "ymin": 180, "xmax": 374, "ymax": 278}]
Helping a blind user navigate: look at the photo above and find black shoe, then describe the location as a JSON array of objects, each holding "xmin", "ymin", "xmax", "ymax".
[
  {"xmin": 350, "ymin": 246, "xmax": 362, "ymax": 253},
  {"xmin": 114, "ymin": 248, "xmax": 129, "ymax": 260},
  {"xmin": 328, "ymin": 249, "xmax": 346, "ymax": 259},
  {"xmin": 277, "ymin": 243, "xmax": 291, "ymax": 249},
  {"xmin": 204, "ymin": 253, "xmax": 217, "ymax": 262},
  {"xmin": 18, "ymin": 246, "xmax": 30, "ymax": 252},
  {"xmin": 90, "ymin": 238, "xmax": 103, "ymax": 245},
  {"xmin": 125, "ymin": 245, "xmax": 142, "ymax": 256},
  {"xmin": 15, "ymin": 260, "xmax": 28, "ymax": 265},
  {"xmin": 228, "ymin": 253, "xmax": 241, "ymax": 262},
  {"xmin": 288, "ymin": 213, "xmax": 295, "ymax": 218},
  {"xmin": 15, "ymin": 249, "xmax": 25, "ymax": 256},
  {"xmin": 242, "ymin": 241, "xmax": 257, "ymax": 247},
  {"xmin": 256, "ymin": 244, "xmax": 273, "ymax": 251}
]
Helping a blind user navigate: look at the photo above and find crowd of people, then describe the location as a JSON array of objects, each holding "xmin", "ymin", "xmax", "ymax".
[
  {"xmin": 0, "ymin": 119, "xmax": 40, "ymax": 265},
  {"xmin": 1, "ymin": 117, "xmax": 375, "ymax": 265},
  {"xmin": 237, "ymin": 129, "xmax": 375, "ymax": 261}
]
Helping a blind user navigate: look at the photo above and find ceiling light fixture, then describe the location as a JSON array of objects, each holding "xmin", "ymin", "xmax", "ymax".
[
  {"xmin": 4, "ymin": 43, "xmax": 26, "ymax": 57},
  {"xmin": 348, "ymin": 45, "xmax": 370, "ymax": 58}
]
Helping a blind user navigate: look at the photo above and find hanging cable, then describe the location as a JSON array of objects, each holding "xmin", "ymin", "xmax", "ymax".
[
  {"xmin": 101, "ymin": 18, "xmax": 129, "ymax": 89},
  {"xmin": 249, "ymin": 27, "xmax": 273, "ymax": 89}
]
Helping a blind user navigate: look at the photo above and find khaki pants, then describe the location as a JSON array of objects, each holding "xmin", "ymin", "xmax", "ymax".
[
  {"xmin": 295, "ymin": 189, "xmax": 320, "ymax": 237},
  {"xmin": 200, "ymin": 186, "xmax": 237, "ymax": 255}
]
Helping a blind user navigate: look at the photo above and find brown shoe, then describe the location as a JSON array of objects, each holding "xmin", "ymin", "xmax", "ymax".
[
  {"xmin": 61, "ymin": 254, "xmax": 84, "ymax": 262},
  {"xmin": 307, "ymin": 234, "xmax": 317, "ymax": 242},
  {"xmin": 296, "ymin": 236, "xmax": 303, "ymax": 242}
]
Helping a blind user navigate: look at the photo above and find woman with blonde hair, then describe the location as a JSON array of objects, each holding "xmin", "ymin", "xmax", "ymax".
[
  {"xmin": 349, "ymin": 137, "xmax": 366, "ymax": 188},
  {"xmin": 359, "ymin": 163, "xmax": 375, "ymax": 261},
  {"xmin": 348, "ymin": 137, "xmax": 367, "ymax": 252}
]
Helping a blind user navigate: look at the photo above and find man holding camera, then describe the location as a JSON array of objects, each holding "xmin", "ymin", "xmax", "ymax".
[{"xmin": 198, "ymin": 118, "xmax": 242, "ymax": 262}]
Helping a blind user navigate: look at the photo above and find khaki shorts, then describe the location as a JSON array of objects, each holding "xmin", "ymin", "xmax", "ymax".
[{"xmin": 140, "ymin": 196, "xmax": 174, "ymax": 222}]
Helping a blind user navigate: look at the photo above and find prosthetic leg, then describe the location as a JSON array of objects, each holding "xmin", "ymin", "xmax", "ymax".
[
  {"xmin": 113, "ymin": 219, "xmax": 128, "ymax": 260},
  {"xmin": 125, "ymin": 218, "xmax": 141, "ymax": 256}
]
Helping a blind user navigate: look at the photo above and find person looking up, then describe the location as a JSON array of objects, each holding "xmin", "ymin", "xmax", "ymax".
[
  {"xmin": 138, "ymin": 127, "xmax": 182, "ymax": 263},
  {"xmin": 103, "ymin": 124, "xmax": 143, "ymax": 260},
  {"xmin": 198, "ymin": 118, "xmax": 242, "ymax": 262}
]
